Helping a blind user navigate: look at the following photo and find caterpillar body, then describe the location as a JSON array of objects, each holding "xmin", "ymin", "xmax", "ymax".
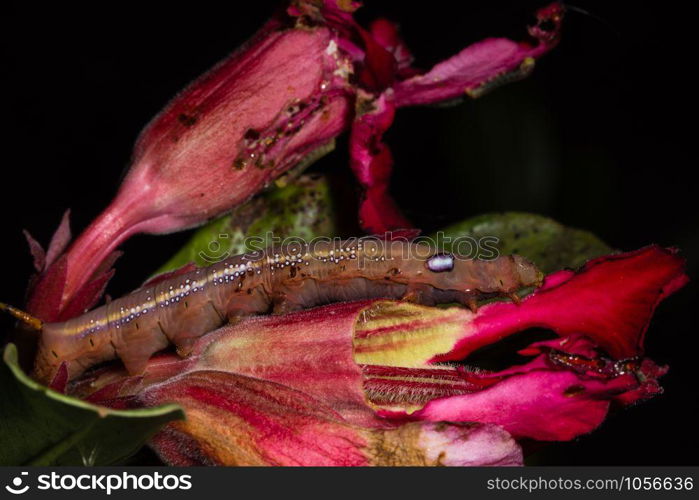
[{"xmin": 4, "ymin": 238, "xmax": 543, "ymax": 384}]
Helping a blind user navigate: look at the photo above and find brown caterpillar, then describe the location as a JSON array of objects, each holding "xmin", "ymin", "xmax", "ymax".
[{"xmin": 2, "ymin": 238, "xmax": 542, "ymax": 384}]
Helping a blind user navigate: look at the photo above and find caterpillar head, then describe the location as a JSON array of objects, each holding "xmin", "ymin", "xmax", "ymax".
[
  {"xmin": 422, "ymin": 252, "xmax": 543, "ymax": 294},
  {"xmin": 512, "ymin": 254, "xmax": 545, "ymax": 289}
]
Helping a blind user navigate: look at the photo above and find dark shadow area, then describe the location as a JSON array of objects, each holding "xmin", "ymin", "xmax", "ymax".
[{"xmin": 459, "ymin": 328, "xmax": 559, "ymax": 372}]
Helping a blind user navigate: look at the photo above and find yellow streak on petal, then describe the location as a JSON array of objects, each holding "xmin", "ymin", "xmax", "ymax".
[{"xmin": 353, "ymin": 301, "xmax": 471, "ymax": 367}]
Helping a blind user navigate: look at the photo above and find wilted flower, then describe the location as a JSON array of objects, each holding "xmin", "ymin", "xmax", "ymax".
[
  {"xmin": 25, "ymin": 0, "xmax": 563, "ymax": 321},
  {"xmin": 70, "ymin": 246, "xmax": 686, "ymax": 466}
]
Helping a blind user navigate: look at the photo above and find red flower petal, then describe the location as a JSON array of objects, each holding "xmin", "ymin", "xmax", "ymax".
[
  {"xmin": 25, "ymin": 253, "xmax": 67, "ymax": 321},
  {"xmin": 22, "ymin": 230, "xmax": 46, "ymax": 274},
  {"xmin": 48, "ymin": 362, "xmax": 68, "ymax": 394},
  {"xmin": 191, "ymin": 301, "xmax": 380, "ymax": 427},
  {"xmin": 434, "ymin": 246, "xmax": 687, "ymax": 363},
  {"xmin": 139, "ymin": 370, "xmax": 372, "ymax": 466},
  {"xmin": 58, "ymin": 268, "xmax": 115, "ymax": 322},
  {"xmin": 350, "ymin": 93, "xmax": 411, "ymax": 233},
  {"xmin": 22, "ymin": 211, "xmax": 72, "ymax": 319},
  {"xmin": 357, "ymin": 27, "xmax": 397, "ymax": 91},
  {"xmin": 78, "ymin": 301, "xmax": 378, "ymax": 426},
  {"xmin": 104, "ymin": 369, "xmax": 522, "ymax": 466},
  {"xmin": 367, "ymin": 334, "xmax": 668, "ymax": 441},
  {"xmin": 369, "ymin": 18, "xmax": 416, "ymax": 76},
  {"xmin": 44, "ymin": 210, "xmax": 72, "ymax": 269}
]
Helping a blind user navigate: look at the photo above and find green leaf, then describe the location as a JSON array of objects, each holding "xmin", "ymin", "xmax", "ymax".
[
  {"xmin": 155, "ymin": 174, "xmax": 339, "ymax": 275},
  {"xmin": 435, "ymin": 212, "xmax": 612, "ymax": 274},
  {"xmin": 0, "ymin": 344, "xmax": 183, "ymax": 466}
]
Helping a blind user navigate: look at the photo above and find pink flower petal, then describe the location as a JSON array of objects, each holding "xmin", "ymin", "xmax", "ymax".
[
  {"xmin": 413, "ymin": 422, "xmax": 522, "ymax": 466},
  {"xmin": 411, "ymin": 363, "xmax": 636, "ymax": 441},
  {"xmin": 392, "ymin": 2, "xmax": 563, "ymax": 107},
  {"xmin": 34, "ymin": 23, "xmax": 353, "ymax": 318}
]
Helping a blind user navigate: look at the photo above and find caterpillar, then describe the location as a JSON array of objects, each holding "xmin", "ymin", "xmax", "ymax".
[{"xmin": 2, "ymin": 237, "xmax": 543, "ymax": 384}]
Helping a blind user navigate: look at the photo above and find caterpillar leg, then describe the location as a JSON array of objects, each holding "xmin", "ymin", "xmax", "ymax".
[
  {"xmin": 114, "ymin": 322, "xmax": 170, "ymax": 375},
  {"xmin": 508, "ymin": 292, "xmax": 522, "ymax": 305},
  {"xmin": 400, "ymin": 284, "xmax": 437, "ymax": 306},
  {"xmin": 270, "ymin": 279, "xmax": 314, "ymax": 315},
  {"xmin": 224, "ymin": 286, "xmax": 272, "ymax": 324},
  {"xmin": 159, "ymin": 300, "xmax": 229, "ymax": 358}
]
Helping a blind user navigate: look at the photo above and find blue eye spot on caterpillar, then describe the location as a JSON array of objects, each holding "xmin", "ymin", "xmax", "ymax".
[{"xmin": 426, "ymin": 253, "xmax": 455, "ymax": 272}]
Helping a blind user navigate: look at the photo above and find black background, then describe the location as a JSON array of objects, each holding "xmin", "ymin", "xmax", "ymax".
[{"xmin": 2, "ymin": 1, "xmax": 696, "ymax": 464}]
